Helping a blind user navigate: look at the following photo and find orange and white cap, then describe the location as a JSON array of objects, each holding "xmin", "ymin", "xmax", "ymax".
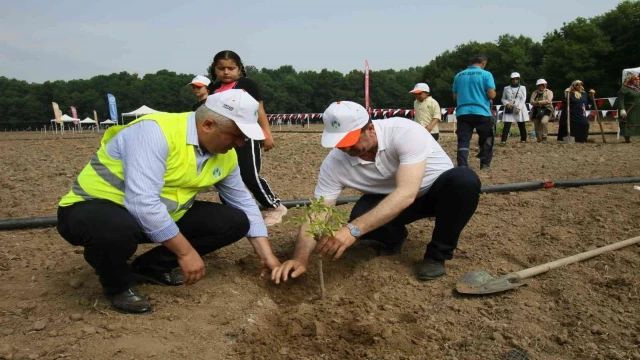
[
  {"xmin": 409, "ymin": 83, "xmax": 430, "ymax": 94},
  {"xmin": 321, "ymin": 101, "xmax": 370, "ymax": 148},
  {"xmin": 190, "ymin": 75, "xmax": 211, "ymax": 87}
]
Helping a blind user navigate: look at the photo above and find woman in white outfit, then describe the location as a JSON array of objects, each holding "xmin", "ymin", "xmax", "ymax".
[{"xmin": 500, "ymin": 72, "xmax": 530, "ymax": 144}]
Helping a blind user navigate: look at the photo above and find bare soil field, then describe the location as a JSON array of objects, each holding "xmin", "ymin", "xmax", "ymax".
[{"xmin": 0, "ymin": 120, "xmax": 639, "ymax": 360}]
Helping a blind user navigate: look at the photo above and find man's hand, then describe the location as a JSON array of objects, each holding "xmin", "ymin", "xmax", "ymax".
[
  {"xmin": 426, "ymin": 125, "xmax": 433, "ymax": 132},
  {"xmin": 260, "ymin": 253, "xmax": 281, "ymax": 278},
  {"xmin": 316, "ymin": 227, "xmax": 357, "ymax": 260},
  {"xmin": 177, "ymin": 249, "xmax": 206, "ymax": 285},
  {"xmin": 263, "ymin": 137, "xmax": 276, "ymax": 152},
  {"xmin": 271, "ymin": 260, "xmax": 307, "ymax": 284}
]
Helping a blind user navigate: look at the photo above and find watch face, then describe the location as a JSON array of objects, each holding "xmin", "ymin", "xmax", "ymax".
[{"xmin": 350, "ymin": 227, "xmax": 361, "ymax": 237}]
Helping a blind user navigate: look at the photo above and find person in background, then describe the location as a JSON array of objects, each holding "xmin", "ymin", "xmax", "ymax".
[
  {"xmin": 452, "ymin": 54, "xmax": 497, "ymax": 170},
  {"xmin": 190, "ymin": 75, "xmax": 211, "ymax": 111},
  {"xmin": 500, "ymin": 72, "xmax": 529, "ymax": 144},
  {"xmin": 207, "ymin": 50, "xmax": 287, "ymax": 226},
  {"xmin": 410, "ymin": 83, "xmax": 441, "ymax": 141},
  {"xmin": 614, "ymin": 74, "xmax": 640, "ymax": 143},
  {"xmin": 557, "ymin": 80, "xmax": 590, "ymax": 143},
  {"xmin": 529, "ymin": 79, "xmax": 554, "ymax": 142},
  {"xmin": 56, "ymin": 90, "xmax": 281, "ymax": 314}
]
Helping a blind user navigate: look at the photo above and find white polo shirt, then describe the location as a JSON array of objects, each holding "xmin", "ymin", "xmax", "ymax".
[{"xmin": 314, "ymin": 118, "xmax": 454, "ymax": 200}]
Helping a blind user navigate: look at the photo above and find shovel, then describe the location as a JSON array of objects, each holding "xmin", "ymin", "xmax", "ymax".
[
  {"xmin": 456, "ymin": 235, "xmax": 640, "ymax": 295},
  {"xmin": 563, "ymin": 90, "xmax": 575, "ymax": 144},
  {"xmin": 590, "ymin": 92, "xmax": 606, "ymax": 143}
]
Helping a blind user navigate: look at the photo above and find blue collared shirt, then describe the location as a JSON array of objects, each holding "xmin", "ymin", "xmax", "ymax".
[
  {"xmin": 105, "ymin": 113, "xmax": 268, "ymax": 243},
  {"xmin": 452, "ymin": 65, "xmax": 496, "ymax": 117}
]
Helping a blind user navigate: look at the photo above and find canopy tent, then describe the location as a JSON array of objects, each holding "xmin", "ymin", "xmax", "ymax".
[
  {"xmin": 50, "ymin": 114, "xmax": 80, "ymax": 123},
  {"xmin": 79, "ymin": 117, "xmax": 97, "ymax": 124},
  {"xmin": 100, "ymin": 119, "xmax": 117, "ymax": 125},
  {"xmin": 623, "ymin": 67, "xmax": 640, "ymax": 83},
  {"xmin": 121, "ymin": 105, "xmax": 162, "ymax": 123}
]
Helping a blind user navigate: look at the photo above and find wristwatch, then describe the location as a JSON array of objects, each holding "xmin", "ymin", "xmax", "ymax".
[{"xmin": 346, "ymin": 223, "xmax": 361, "ymax": 238}]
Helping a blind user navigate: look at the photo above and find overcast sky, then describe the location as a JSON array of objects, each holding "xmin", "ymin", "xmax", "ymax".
[{"xmin": 0, "ymin": 0, "xmax": 622, "ymax": 83}]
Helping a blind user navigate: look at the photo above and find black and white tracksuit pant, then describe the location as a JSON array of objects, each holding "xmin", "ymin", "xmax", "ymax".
[{"xmin": 235, "ymin": 139, "xmax": 281, "ymax": 209}]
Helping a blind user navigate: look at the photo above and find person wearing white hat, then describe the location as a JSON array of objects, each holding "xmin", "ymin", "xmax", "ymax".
[
  {"xmin": 271, "ymin": 101, "xmax": 481, "ymax": 283},
  {"xmin": 190, "ymin": 75, "xmax": 212, "ymax": 111},
  {"xmin": 56, "ymin": 89, "xmax": 281, "ymax": 314},
  {"xmin": 410, "ymin": 83, "xmax": 441, "ymax": 141},
  {"xmin": 529, "ymin": 79, "xmax": 554, "ymax": 142},
  {"xmin": 500, "ymin": 72, "xmax": 529, "ymax": 144}
]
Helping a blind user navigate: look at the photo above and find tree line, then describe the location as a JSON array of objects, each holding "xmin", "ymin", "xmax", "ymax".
[{"xmin": 0, "ymin": 0, "xmax": 637, "ymax": 130}]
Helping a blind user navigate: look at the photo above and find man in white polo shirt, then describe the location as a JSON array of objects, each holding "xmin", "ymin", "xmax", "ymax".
[
  {"xmin": 410, "ymin": 83, "xmax": 441, "ymax": 141},
  {"xmin": 271, "ymin": 101, "xmax": 481, "ymax": 282}
]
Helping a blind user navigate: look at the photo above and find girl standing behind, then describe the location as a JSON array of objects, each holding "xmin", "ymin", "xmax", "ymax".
[{"xmin": 208, "ymin": 50, "xmax": 287, "ymax": 226}]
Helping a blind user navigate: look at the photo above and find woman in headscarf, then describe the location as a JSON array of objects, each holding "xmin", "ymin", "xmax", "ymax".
[
  {"xmin": 529, "ymin": 79, "xmax": 553, "ymax": 142},
  {"xmin": 557, "ymin": 80, "xmax": 590, "ymax": 143},
  {"xmin": 500, "ymin": 72, "xmax": 529, "ymax": 144},
  {"xmin": 614, "ymin": 74, "xmax": 640, "ymax": 143}
]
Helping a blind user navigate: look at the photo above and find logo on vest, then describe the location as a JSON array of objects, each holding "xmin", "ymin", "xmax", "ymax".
[
  {"xmin": 212, "ymin": 167, "xmax": 222, "ymax": 179},
  {"xmin": 331, "ymin": 120, "xmax": 340, "ymax": 129}
]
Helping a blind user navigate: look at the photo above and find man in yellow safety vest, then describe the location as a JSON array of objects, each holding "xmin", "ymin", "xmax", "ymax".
[{"xmin": 57, "ymin": 89, "xmax": 281, "ymax": 314}]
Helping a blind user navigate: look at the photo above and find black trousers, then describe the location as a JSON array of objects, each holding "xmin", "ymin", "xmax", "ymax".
[
  {"xmin": 57, "ymin": 200, "xmax": 250, "ymax": 295},
  {"xmin": 431, "ymin": 133, "xmax": 440, "ymax": 142},
  {"xmin": 557, "ymin": 119, "xmax": 590, "ymax": 143},
  {"xmin": 501, "ymin": 122, "xmax": 527, "ymax": 142},
  {"xmin": 456, "ymin": 115, "xmax": 495, "ymax": 167},
  {"xmin": 348, "ymin": 167, "xmax": 481, "ymax": 261},
  {"xmin": 236, "ymin": 139, "xmax": 281, "ymax": 209}
]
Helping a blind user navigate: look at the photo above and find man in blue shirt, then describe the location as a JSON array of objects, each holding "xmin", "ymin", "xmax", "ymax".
[{"xmin": 452, "ymin": 55, "xmax": 497, "ymax": 169}]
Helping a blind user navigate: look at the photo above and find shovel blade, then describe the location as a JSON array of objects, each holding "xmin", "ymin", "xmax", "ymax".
[
  {"xmin": 456, "ymin": 270, "xmax": 525, "ymax": 295},
  {"xmin": 563, "ymin": 136, "xmax": 575, "ymax": 144}
]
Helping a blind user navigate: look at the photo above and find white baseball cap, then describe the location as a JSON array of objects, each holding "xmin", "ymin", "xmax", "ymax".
[
  {"xmin": 190, "ymin": 75, "xmax": 211, "ymax": 87},
  {"xmin": 204, "ymin": 89, "xmax": 264, "ymax": 140},
  {"xmin": 510, "ymin": 72, "xmax": 521, "ymax": 79},
  {"xmin": 409, "ymin": 83, "xmax": 430, "ymax": 94},
  {"xmin": 321, "ymin": 101, "xmax": 370, "ymax": 148},
  {"xmin": 536, "ymin": 79, "xmax": 547, "ymax": 85}
]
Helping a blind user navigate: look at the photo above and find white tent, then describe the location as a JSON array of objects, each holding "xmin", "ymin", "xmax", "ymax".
[
  {"xmin": 623, "ymin": 67, "xmax": 640, "ymax": 83},
  {"xmin": 50, "ymin": 114, "xmax": 80, "ymax": 123},
  {"xmin": 80, "ymin": 117, "xmax": 97, "ymax": 124},
  {"xmin": 100, "ymin": 119, "xmax": 117, "ymax": 125},
  {"xmin": 121, "ymin": 105, "xmax": 162, "ymax": 123}
]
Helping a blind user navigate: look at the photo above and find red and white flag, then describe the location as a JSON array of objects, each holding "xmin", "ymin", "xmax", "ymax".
[
  {"xmin": 365, "ymin": 60, "xmax": 370, "ymax": 115},
  {"xmin": 70, "ymin": 106, "xmax": 78, "ymax": 124},
  {"xmin": 93, "ymin": 110, "xmax": 98, "ymax": 125}
]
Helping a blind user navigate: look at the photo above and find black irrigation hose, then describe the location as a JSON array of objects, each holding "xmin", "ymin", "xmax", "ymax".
[
  {"xmin": 1, "ymin": 177, "xmax": 639, "ymax": 231},
  {"xmin": 272, "ymin": 130, "xmax": 620, "ymax": 136}
]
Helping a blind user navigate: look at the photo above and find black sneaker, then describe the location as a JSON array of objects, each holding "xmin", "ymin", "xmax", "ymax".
[
  {"xmin": 416, "ymin": 258, "xmax": 446, "ymax": 281},
  {"xmin": 133, "ymin": 266, "xmax": 184, "ymax": 286},
  {"xmin": 105, "ymin": 287, "xmax": 151, "ymax": 314}
]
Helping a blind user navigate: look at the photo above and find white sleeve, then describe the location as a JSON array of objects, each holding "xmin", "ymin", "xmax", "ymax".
[
  {"xmin": 501, "ymin": 86, "xmax": 510, "ymax": 105},
  {"xmin": 518, "ymin": 87, "xmax": 527, "ymax": 108},
  {"xmin": 314, "ymin": 155, "xmax": 344, "ymax": 200},
  {"xmin": 396, "ymin": 125, "xmax": 430, "ymax": 165}
]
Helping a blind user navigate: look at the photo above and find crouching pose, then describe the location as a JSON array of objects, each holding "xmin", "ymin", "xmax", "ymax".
[
  {"xmin": 57, "ymin": 90, "xmax": 281, "ymax": 313},
  {"xmin": 272, "ymin": 101, "xmax": 481, "ymax": 283}
]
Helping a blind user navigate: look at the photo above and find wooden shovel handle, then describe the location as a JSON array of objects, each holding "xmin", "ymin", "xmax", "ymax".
[{"xmin": 513, "ymin": 236, "xmax": 640, "ymax": 280}]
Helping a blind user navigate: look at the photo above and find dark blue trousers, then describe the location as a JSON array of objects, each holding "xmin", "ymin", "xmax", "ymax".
[{"xmin": 455, "ymin": 114, "xmax": 495, "ymax": 167}]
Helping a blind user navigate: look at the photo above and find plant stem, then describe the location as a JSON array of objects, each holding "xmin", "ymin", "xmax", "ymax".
[{"xmin": 318, "ymin": 258, "xmax": 326, "ymax": 299}]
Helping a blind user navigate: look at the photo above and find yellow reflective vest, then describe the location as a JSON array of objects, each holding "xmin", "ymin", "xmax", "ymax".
[{"xmin": 59, "ymin": 112, "xmax": 238, "ymax": 221}]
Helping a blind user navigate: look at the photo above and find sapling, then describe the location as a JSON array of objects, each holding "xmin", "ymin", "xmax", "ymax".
[{"xmin": 288, "ymin": 196, "xmax": 349, "ymax": 299}]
